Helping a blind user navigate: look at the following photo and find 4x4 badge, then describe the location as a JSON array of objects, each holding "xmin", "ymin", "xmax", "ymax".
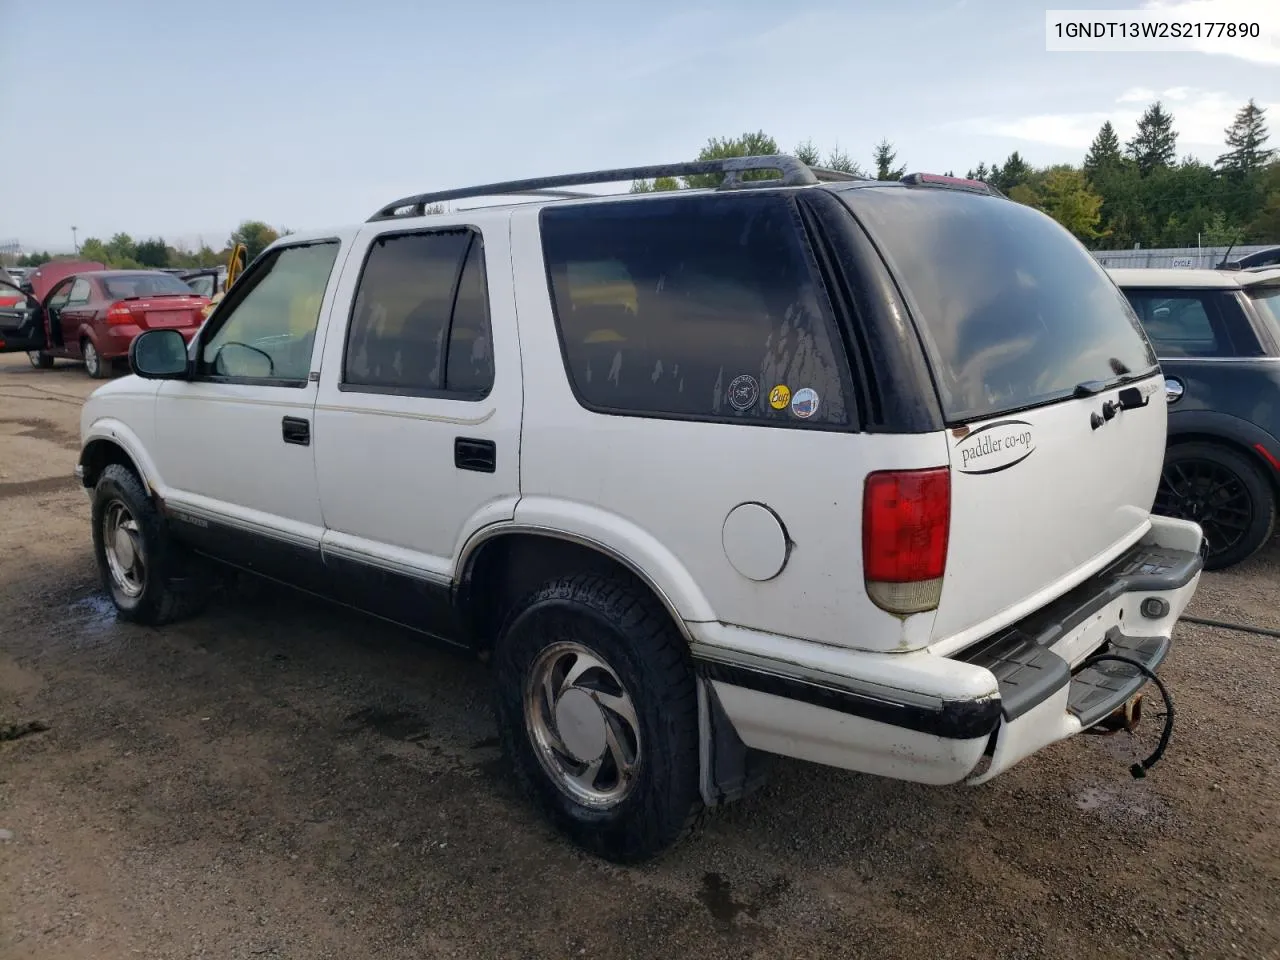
[{"xmin": 728, "ymin": 374, "xmax": 759, "ymax": 411}]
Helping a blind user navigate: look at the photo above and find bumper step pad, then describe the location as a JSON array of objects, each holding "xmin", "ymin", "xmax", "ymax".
[{"xmin": 1066, "ymin": 633, "xmax": 1169, "ymax": 729}]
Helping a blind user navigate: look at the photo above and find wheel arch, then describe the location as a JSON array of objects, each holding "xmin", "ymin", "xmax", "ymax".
[
  {"xmin": 1166, "ymin": 410, "xmax": 1280, "ymax": 496},
  {"xmin": 79, "ymin": 425, "xmax": 161, "ymax": 497},
  {"xmin": 456, "ymin": 527, "xmax": 699, "ymax": 654}
]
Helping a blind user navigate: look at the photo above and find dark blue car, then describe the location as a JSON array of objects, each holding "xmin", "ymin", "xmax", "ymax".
[{"xmin": 1112, "ymin": 267, "xmax": 1280, "ymax": 569}]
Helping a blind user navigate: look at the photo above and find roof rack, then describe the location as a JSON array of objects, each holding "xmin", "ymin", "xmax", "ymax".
[{"xmin": 367, "ymin": 154, "xmax": 863, "ymax": 221}]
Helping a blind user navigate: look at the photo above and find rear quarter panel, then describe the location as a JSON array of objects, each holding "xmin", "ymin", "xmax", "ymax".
[
  {"xmin": 1163, "ymin": 358, "xmax": 1280, "ymax": 443},
  {"xmin": 508, "ymin": 208, "xmax": 949, "ymax": 654}
]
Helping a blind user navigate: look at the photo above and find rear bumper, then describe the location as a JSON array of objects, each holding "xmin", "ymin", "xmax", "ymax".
[{"xmin": 690, "ymin": 515, "xmax": 1204, "ymax": 786}]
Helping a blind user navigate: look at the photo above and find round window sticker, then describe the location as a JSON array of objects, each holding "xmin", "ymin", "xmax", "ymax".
[
  {"xmin": 790, "ymin": 387, "xmax": 819, "ymax": 419},
  {"xmin": 728, "ymin": 374, "xmax": 760, "ymax": 412},
  {"xmin": 768, "ymin": 384, "xmax": 791, "ymax": 410}
]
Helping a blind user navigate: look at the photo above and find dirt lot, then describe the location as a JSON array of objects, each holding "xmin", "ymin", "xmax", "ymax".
[{"xmin": 0, "ymin": 353, "xmax": 1277, "ymax": 960}]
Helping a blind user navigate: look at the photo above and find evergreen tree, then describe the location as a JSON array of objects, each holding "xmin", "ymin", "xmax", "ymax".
[
  {"xmin": 1216, "ymin": 99, "xmax": 1274, "ymax": 177},
  {"xmin": 873, "ymin": 140, "xmax": 905, "ymax": 180},
  {"xmin": 1084, "ymin": 121, "xmax": 1123, "ymax": 175},
  {"xmin": 1125, "ymin": 102, "xmax": 1178, "ymax": 175},
  {"xmin": 995, "ymin": 151, "xmax": 1032, "ymax": 192}
]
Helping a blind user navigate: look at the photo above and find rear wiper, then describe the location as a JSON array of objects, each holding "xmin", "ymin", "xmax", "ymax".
[{"xmin": 1073, "ymin": 379, "xmax": 1108, "ymax": 397}]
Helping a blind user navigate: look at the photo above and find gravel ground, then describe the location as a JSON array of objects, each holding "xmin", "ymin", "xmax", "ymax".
[{"xmin": 1, "ymin": 354, "xmax": 1278, "ymax": 960}]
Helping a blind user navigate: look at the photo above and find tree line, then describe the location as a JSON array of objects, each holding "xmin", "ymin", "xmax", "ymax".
[
  {"xmin": 631, "ymin": 98, "xmax": 1278, "ymax": 249},
  {"xmin": 10, "ymin": 220, "xmax": 288, "ymax": 271}
]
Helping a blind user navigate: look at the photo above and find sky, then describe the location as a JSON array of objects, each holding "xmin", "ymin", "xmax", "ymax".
[{"xmin": 1, "ymin": 0, "xmax": 1277, "ymax": 252}]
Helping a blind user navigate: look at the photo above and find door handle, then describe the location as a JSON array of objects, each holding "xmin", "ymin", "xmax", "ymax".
[
  {"xmin": 454, "ymin": 437, "xmax": 496, "ymax": 473},
  {"xmin": 1164, "ymin": 377, "xmax": 1184, "ymax": 404},
  {"xmin": 282, "ymin": 416, "xmax": 310, "ymax": 446}
]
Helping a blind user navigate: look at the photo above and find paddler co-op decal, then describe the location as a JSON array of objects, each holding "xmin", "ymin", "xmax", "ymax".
[{"xmin": 953, "ymin": 419, "xmax": 1037, "ymax": 475}]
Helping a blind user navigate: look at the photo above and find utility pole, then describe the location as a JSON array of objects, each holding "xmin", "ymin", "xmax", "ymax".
[{"xmin": 71, "ymin": 226, "xmax": 79, "ymax": 254}]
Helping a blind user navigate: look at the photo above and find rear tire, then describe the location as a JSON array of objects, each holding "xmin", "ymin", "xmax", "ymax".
[
  {"xmin": 27, "ymin": 351, "xmax": 53, "ymax": 369},
  {"xmin": 83, "ymin": 339, "xmax": 108, "ymax": 379},
  {"xmin": 1155, "ymin": 442, "xmax": 1275, "ymax": 570},
  {"xmin": 492, "ymin": 573, "xmax": 703, "ymax": 863},
  {"xmin": 91, "ymin": 464, "xmax": 211, "ymax": 624}
]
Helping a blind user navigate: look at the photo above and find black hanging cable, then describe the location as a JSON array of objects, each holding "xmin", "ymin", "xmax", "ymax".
[{"xmin": 1075, "ymin": 653, "xmax": 1175, "ymax": 779}]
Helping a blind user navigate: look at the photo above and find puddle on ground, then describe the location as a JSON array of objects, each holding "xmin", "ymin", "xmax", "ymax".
[
  {"xmin": 57, "ymin": 594, "xmax": 123, "ymax": 646},
  {"xmin": 1072, "ymin": 783, "xmax": 1171, "ymax": 826},
  {"xmin": 67, "ymin": 593, "xmax": 117, "ymax": 624},
  {"xmin": 697, "ymin": 873, "xmax": 743, "ymax": 924},
  {"xmin": 694, "ymin": 873, "xmax": 792, "ymax": 928},
  {"xmin": 340, "ymin": 706, "xmax": 429, "ymax": 741}
]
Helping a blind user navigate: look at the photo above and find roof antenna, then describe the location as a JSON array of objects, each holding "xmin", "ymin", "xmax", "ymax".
[{"xmin": 1218, "ymin": 239, "xmax": 1238, "ymax": 271}]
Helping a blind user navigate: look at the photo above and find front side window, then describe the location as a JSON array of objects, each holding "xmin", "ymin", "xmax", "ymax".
[
  {"xmin": 343, "ymin": 229, "xmax": 495, "ymax": 397},
  {"xmin": 541, "ymin": 193, "xmax": 852, "ymax": 426},
  {"xmin": 46, "ymin": 280, "xmax": 75, "ymax": 310},
  {"xmin": 1122, "ymin": 291, "xmax": 1228, "ymax": 358},
  {"xmin": 200, "ymin": 241, "xmax": 339, "ymax": 383}
]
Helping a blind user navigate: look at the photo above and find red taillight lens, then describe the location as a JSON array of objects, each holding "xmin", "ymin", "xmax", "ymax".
[
  {"xmin": 863, "ymin": 467, "xmax": 951, "ymax": 614},
  {"xmin": 106, "ymin": 302, "xmax": 135, "ymax": 325}
]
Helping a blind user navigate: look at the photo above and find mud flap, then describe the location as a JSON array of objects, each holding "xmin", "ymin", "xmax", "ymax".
[{"xmin": 696, "ymin": 676, "xmax": 772, "ymax": 807}]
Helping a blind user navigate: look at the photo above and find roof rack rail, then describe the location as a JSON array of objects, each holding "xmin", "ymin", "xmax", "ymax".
[{"xmin": 368, "ymin": 154, "xmax": 862, "ymax": 221}]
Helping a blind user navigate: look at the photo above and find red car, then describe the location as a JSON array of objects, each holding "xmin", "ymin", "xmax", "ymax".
[{"xmin": 1, "ymin": 268, "xmax": 210, "ymax": 378}]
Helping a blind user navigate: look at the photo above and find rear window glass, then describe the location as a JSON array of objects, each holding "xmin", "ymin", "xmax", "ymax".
[
  {"xmin": 541, "ymin": 193, "xmax": 852, "ymax": 426},
  {"xmin": 103, "ymin": 274, "xmax": 196, "ymax": 299},
  {"xmin": 842, "ymin": 188, "xmax": 1158, "ymax": 422}
]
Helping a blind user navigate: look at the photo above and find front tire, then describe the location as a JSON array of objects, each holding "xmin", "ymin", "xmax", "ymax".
[
  {"xmin": 1155, "ymin": 442, "xmax": 1276, "ymax": 570},
  {"xmin": 28, "ymin": 350, "xmax": 54, "ymax": 369},
  {"xmin": 493, "ymin": 574, "xmax": 702, "ymax": 863},
  {"xmin": 83, "ymin": 339, "xmax": 108, "ymax": 379},
  {"xmin": 91, "ymin": 464, "xmax": 210, "ymax": 624}
]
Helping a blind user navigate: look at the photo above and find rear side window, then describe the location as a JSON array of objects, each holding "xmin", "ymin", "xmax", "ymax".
[
  {"xmin": 1121, "ymin": 290, "xmax": 1230, "ymax": 357},
  {"xmin": 1249, "ymin": 287, "xmax": 1280, "ymax": 347},
  {"xmin": 842, "ymin": 188, "xmax": 1159, "ymax": 423},
  {"xmin": 541, "ymin": 193, "xmax": 852, "ymax": 426},
  {"xmin": 67, "ymin": 278, "xmax": 92, "ymax": 304},
  {"xmin": 343, "ymin": 229, "xmax": 494, "ymax": 398}
]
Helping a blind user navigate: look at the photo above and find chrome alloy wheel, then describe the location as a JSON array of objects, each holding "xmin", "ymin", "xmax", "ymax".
[
  {"xmin": 102, "ymin": 500, "xmax": 146, "ymax": 598},
  {"xmin": 523, "ymin": 641, "xmax": 642, "ymax": 809}
]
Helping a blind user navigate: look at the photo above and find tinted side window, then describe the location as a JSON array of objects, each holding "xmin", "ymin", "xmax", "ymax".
[
  {"xmin": 541, "ymin": 193, "xmax": 852, "ymax": 426},
  {"xmin": 1122, "ymin": 291, "xmax": 1228, "ymax": 357},
  {"xmin": 200, "ymin": 241, "xmax": 340, "ymax": 383},
  {"xmin": 445, "ymin": 240, "xmax": 495, "ymax": 394},
  {"xmin": 343, "ymin": 230, "xmax": 494, "ymax": 397}
]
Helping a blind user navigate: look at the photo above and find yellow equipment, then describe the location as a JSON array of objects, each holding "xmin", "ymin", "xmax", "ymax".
[{"xmin": 201, "ymin": 243, "xmax": 249, "ymax": 320}]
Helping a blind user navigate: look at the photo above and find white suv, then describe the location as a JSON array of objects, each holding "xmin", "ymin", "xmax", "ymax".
[{"xmin": 77, "ymin": 156, "xmax": 1205, "ymax": 862}]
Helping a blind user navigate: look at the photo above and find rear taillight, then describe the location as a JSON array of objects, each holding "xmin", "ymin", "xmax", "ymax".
[
  {"xmin": 862, "ymin": 467, "xmax": 951, "ymax": 615},
  {"xmin": 106, "ymin": 302, "xmax": 135, "ymax": 325}
]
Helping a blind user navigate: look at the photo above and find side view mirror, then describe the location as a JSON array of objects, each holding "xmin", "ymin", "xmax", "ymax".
[{"xmin": 129, "ymin": 329, "xmax": 190, "ymax": 379}]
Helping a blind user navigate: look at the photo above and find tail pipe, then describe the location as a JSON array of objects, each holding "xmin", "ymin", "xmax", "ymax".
[{"xmin": 1086, "ymin": 693, "xmax": 1144, "ymax": 735}]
